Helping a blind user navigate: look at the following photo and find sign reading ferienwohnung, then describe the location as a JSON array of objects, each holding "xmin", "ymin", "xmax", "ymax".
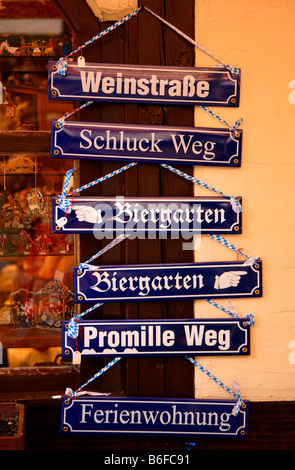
[{"xmin": 60, "ymin": 396, "xmax": 248, "ymax": 437}]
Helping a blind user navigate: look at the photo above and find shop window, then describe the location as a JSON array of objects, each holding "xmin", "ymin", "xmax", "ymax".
[
  {"xmin": 0, "ymin": 0, "xmax": 72, "ymax": 58},
  {"xmin": 0, "ymin": 0, "xmax": 76, "ymax": 367}
]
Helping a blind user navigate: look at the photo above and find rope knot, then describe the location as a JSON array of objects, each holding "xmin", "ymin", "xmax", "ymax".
[
  {"xmin": 56, "ymin": 57, "xmax": 68, "ymax": 76},
  {"xmin": 57, "ymin": 169, "xmax": 74, "ymax": 213}
]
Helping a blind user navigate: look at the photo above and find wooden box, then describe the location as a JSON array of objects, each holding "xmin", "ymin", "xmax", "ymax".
[{"xmin": 0, "ymin": 402, "xmax": 25, "ymax": 450}]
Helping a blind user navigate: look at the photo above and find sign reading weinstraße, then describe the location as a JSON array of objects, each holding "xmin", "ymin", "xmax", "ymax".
[
  {"xmin": 74, "ymin": 261, "xmax": 262, "ymax": 303},
  {"xmin": 60, "ymin": 396, "xmax": 248, "ymax": 437},
  {"xmin": 52, "ymin": 196, "xmax": 242, "ymax": 235},
  {"xmin": 48, "ymin": 62, "xmax": 240, "ymax": 107},
  {"xmin": 62, "ymin": 318, "xmax": 250, "ymax": 358},
  {"xmin": 51, "ymin": 120, "xmax": 242, "ymax": 166}
]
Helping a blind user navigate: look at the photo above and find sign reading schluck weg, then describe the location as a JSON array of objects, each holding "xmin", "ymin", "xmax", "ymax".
[
  {"xmin": 48, "ymin": 62, "xmax": 240, "ymax": 107},
  {"xmin": 51, "ymin": 120, "xmax": 242, "ymax": 167}
]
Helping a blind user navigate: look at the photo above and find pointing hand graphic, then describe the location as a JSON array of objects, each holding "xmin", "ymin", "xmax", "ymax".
[
  {"xmin": 214, "ymin": 271, "xmax": 248, "ymax": 289},
  {"xmin": 73, "ymin": 206, "xmax": 102, "ymax": 224}
]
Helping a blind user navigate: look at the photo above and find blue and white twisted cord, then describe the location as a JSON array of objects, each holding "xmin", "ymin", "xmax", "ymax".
[
  {"xmin": 55, "ymin": 6, "xmax": 239, "ymax": 78},
  {"xmin": 68, "ymin": 235, "xmax": 129, "ymax": 339},
  {"xmin": 162, "ymin": 164, "xmax": 242, "ymax": 213},
  {"xmin": 79, "ymin": 234, "xmax": 130, "ymax": 271},
  {"xmin": 55, "ymin": 7, "xmax": 142, "ymax": 75},
  {"xmin": 71, "ymin": 162, "xmax": 137, "ymax": 198},
  {"xmin": 68, "ymin": 234, "xmax": 129, "ymax": 339},
  {"xmin": 231, "ymin": 376, "xmax": 243, "ymax": 416},
  {"xmin": 68, "ymin": 7, "xmax": 142, "ymax": 59},
  {"xmin": 200, "ymin": 106, "xmax": 243, "ymax": 135},
  {"xmin": 67, "ymin": 313, "xmax": 81, "ymax": 339},
  {"xmin": 58, "ymin": 162, "xmax": 137, "ymax": 213},
  {"xmin": 209, "ymin": 234, "xmax": 260, "ymax": 266},
  {"xmin": 67, "ymin": 302, "xmax": 103, "ymax": 339},
  {"xmin": 143, "ymin": 7, "xmax": 239, "ymax": 76},
  {"xmin": 53, "ymin": 358, "xmax": 121, "ymax": 398},
  {"xmin": 56, "ymin": 101, "xmax": 94, "ymax": 128},
  {"xmin": 55, "ymin": 57, "xmax": 68, "ymax": 76},
  {"xmin": 206, "ymin": 299, "xmax": 255, "ymax": 326},
  {"xmin": 186, "ymin": 356, "xmax": 244, "ymax": 415},
  {"xmin": 58, "ymin": 169, "xmax": 74, "ymax": 212},
  {"xmin": 72, "ymin": 356, "xmax": 122, "ymax": 398}
]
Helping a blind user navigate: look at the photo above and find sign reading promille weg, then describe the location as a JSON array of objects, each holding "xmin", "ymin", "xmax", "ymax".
[
  {"xmin": 62, "ymin": 318, "xmax": 250, "ymax": 358},
  {"xmin": 48, "ymin": 62, "xmax": 240, "ymax": 107}
]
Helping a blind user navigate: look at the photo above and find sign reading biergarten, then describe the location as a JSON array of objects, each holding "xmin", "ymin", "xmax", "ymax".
[
  {"xmin": 62, "ymin": 318, "xmax": 250, "ymax": 358},
  {"xmin": 74, "ymin": 261, "xmax": 262, "ymax": 303},
  {"xmin": 60, "ymin": 396, "xmax": 248, "ymax": 437},
  {"xmin": 48, "ymin": 62, "xmax": 240, "ymax": 107},
  {"xmin": 51, "ymin": 120, "xmax": 242, "ymax": 166},
  {"xmin": 52, "ymin": 196, "xmax": 242, "ymax": 235}
]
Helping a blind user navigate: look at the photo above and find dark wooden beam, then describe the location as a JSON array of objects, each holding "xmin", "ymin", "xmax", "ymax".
[
  {"xmin": 0, "ymin": 326, "xmax": 61, "ymax": 349},
  {"xmin": 0, "ymin": 130, "xmax": 51, "ymax": 155}
]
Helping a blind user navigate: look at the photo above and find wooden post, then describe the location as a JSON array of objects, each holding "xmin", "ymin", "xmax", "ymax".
[{"xmin": 53, "ymin": 0, "xmax": 195, "ymax": 450}]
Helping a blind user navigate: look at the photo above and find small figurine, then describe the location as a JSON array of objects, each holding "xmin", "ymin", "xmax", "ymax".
[
  {"xmin": 41, "ymin": 233, "xmax": 52, "ymax": 252},
  {"xmin": 23, "ymin": 214, "xmax": 31, "ymax": 230},
  {"xmin": 27, "ymin": 188, "xmax": 44, "ymax": 215},
  {"xmin": 0, "ymin": 233, "xmax": 7, "ymax": 252},
  {"xmin": 41, "ymin": 312, "xmax": 47, "ymax": 328}
]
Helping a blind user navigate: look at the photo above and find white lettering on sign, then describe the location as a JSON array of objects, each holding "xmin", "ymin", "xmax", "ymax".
[
  {"xmin": 79, "ymin": 403, "xmax": 231, "ymax": 432},
  {"xmin": 79, "ymin": 129, "xmax": 217, "ymax": 160},
  {"xmin": 80, "ymin": 129, "xmax": 163, "ymax": 153},
  {"xmin": 90, "ymin": 271, "xmax": 204, "ymax": 296},
  {"xmin": 170, "ymin": 134, "xmax": 216, "ymax": 160},
  {"xmin": 113, "ymin": 201, "xmax": 225, "ymax": 228},
  {"xmin": 82, "ymin": 323, "xmax": 231, "ymax": 351},
  {"xmin": 84, "ymin": 325, "xmax": 175, "ymax": 349},
  {"xmin": 184, "ymin": 325, "xmax": 230, "ymax": 350},
  {"xmin": 80, "ymin": 71, "xmax": 210, "ymax": 99}
]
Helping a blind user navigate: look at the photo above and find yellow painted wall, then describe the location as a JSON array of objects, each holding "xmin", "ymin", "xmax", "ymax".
[
  {"xmin": 76, "ymin": 0, "xmax": 295, "ymax": 402},
  {"xmin": 193, "ymin": 0, "xmax": 295, "ymax": 401}
]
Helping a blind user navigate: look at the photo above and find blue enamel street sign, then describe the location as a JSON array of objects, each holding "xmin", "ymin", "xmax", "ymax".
[
  {"xmin": 52, "ymin": 196, "xmax": 242, "ymax": 236},
  {"xmin": 51, "ymin": 120, "xmax": 242, "ymax": 167},
  {"xmin": 60, "ymin": 396, "xmax": 248, "ymax": 437},
  {"xmin": 62, "ymin": 318, "xmax": 250, "ymax": 358},
  {"xmin": 48, "ymin": 62, "xmax": 240, "ymax": 107},
  {"xmin": 74, "ymin": 260, "xmax": 262, "ymax": 303}
]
